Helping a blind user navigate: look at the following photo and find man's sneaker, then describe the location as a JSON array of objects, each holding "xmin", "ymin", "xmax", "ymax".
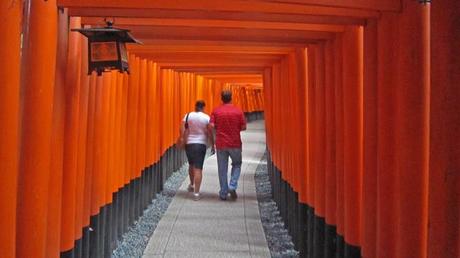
[
  {"xmin": 229, "ymin": 189, "xmax": 238, "ymax": 199},
  {"xmin": 193, "ymin": 192, "xmax": 201, "ymax": 201},
  {"xmin": 187, "ymin": 184, "xmax": 194, "ymax": 192}
]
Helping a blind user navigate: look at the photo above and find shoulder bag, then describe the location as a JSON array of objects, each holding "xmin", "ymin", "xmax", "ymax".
[{"xmin": 176, "ymin": 113, "xmax": 190, "ymax": 149}]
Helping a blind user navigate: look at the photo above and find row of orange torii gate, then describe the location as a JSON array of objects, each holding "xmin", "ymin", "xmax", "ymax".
[{"xmin": 0, "ymin": 6, "xmax": 264, "ymax": 257}]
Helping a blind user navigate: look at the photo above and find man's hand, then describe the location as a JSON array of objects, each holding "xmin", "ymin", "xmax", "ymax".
[{"xmin": 210, "ymin": 145, "xmax": 216, "ymax": 155}]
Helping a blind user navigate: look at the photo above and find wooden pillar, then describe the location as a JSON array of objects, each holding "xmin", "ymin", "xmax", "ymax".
[
  {"xmin": 106, "ymin": 72, "xmax": 118, "ymax": 200},
  {"xmin": 165, "ymin": 69, "xmax": 172, "ymax": 152},
  {"xmin": 362, "ymin": 18, "xmax": 378, "ymax": 258},
  {"xmin": 91, "ymin": 74, "xmax": 111, "ymax": 215},
  {"xmin": 279, "ymin": 57, "xmax": 289, "ymax": 180},
  {"xmin": 128, "ymin": 56, "xmax": 140, "ymax": 179},
  {"xmin": 138, "ymin": 59, "xmax": 148, "ymax": 171},
  {"xmin": 263, "ymin": 67, "xmax": 273, "ymax": 153},
  {"xmin": 314, "ymin": 43, "xmax": 326, "ymax": 220},
  {"xmin": 145, "ymin": 61, "xmax": 155, "ymax": 166},
  {"xmin": 83, "ymin": 74, "xmax": 97, "ymax": 223},
  {"xmin": 289, "ymin": 53, "xmax": 297, "ymax": 190},
  {"xmin": 48, "ymin": 8, "xmax": 68, "ymax": 257},
  {"xmin": 376, "ymin": 12, "xmax": 399, "ymax": 258},
  {"xmin": 271, "ymin": 63, "xmax": 281, "ymax": 169},
  {"xmin": 170, "ymin": 70, "xmax": 174, "ymax": 147},
  {"xmin": 114, "ymin": 73, "xmax": 125, "ymax": 189},
  {"xmin": 306, "ymin": 45, "xmax": 316, "ymax": 210},
  {"xmin": 61, "ymin": 17, "xmax": 82, "ymax": 253},
  {"xmin": 323, "ymin": 38, "xmax": 338, "ymax": 258},
  {"xmin": 101, "ymin": 73, "xmax": 112, "ymax": 205},
  {"xmin": 0, "ymin": 2, "xmax": 22, "ymax": 253},
  {"xmin": 16, "ymin": 0, "xmax": 58, "ymax": 257},
  {"xmin": 395, "ymin": 1, "xmax": 430, "ymax": 257},
  {"xmin": 295, "ymin": 48, "xmax": 308, "ymax": 204},
  {"xmin": 300, "ymin": 49, "xmax": 310, "ymax": 206},
  {"xmin": 125, "ymin": 57, "xmax": 135, "ymax": 183},
  {"xmin": 120, "ymin": 73, "xmax": 129, "ymax": 186},
  {"xmin": 334, "ymin": 33, "xmax": 345, "ymax": 244},
  {"xmin": 76, "ymin": 37, "xmax": 91, "ymax": 232},
  {"xmin": 0, "ymin": 8, "xmax": 22, "ymax": 254},
  {"xmin": 429, "ymin": 1, "xmax": 460, "ymax": 257},
  {"xmin": 152, "ymin": 65, "xmax": 161, "ymax": 164},
  {"xmin": 159, "ymin": 69, "xmax": 168, "ymax": 156},
  {"xmin": 341, "ymin": 26, "xmax": 363, "ymax": 252},
  {"xmin": 172, "ymin": 72, "xmax": 180, "ymax": 149},
  {"xmin": 324, "ymin": 39, "xmax": 337, "ymax": 229}
]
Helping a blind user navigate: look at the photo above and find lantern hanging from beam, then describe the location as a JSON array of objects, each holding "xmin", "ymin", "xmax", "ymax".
[{"xmin": 72, "ymin": 21, "xmax": 141, "ymax": 76}]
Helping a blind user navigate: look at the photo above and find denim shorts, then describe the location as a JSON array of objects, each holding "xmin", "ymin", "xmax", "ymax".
[{"xmin": 185, "ymin": 144, "xmax": 207, "ymax": 169}]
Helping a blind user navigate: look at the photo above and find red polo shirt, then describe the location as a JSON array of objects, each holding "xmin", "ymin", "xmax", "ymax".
[{"xmin": 210, "ymin": 104, "xmax": 246, "ymax": 149}]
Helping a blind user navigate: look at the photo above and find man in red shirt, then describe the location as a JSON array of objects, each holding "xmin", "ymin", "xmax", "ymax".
[{"xmin": 209, "ymin": 90, "xmax": 247, "ymax": 200}]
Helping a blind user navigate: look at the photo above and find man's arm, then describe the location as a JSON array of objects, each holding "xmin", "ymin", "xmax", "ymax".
[
  {"xmin": 207, "ymin": 123, "xmax": 215, "ymax": 144},
  {"xmin": 208, "ymin": 113, "xmax": 216, "ymax": 151},
  {"xmin": 207, "ymin": 123, "xmax": 216, "ymax": 153}
]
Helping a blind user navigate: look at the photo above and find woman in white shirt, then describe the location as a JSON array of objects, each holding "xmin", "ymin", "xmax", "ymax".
[{"xmin": 180, "ymin": 100, "xmax": 213, "ymax": 200}]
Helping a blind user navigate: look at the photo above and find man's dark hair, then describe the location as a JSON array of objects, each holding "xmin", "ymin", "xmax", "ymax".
[
  {"xmin": 221, "ymin": 90, "xmax": 232, "ymax": 104},
  {"xmin": 195, "ymin": 100, "xmax": 206, "ymax": 111}
]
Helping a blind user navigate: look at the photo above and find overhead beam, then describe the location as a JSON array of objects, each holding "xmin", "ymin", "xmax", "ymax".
[
  {"xmin": 70, "ymin": 8, "xmax": 366, "ymax": 25},
  {"xmin": 127, "ymin": 44, "xmax": 295, "ymax": 55},
  {"xmin": 200, "ymin": 74, "xmax": 263, "ymax": 79},
  {"xmin": 81, "ymin": 17, "xmax": 345, "ymax": 32},
  {"xmin": 216, "ymin": 83, "xmax": 264, "ymax": 89},
  {"xmin": 253, "ymin": 0, "xmax": 400, "ymax": 12},
  {"xmin": 58, "ymin": 0, "xmax": 380, "ymax": 18},
  {"xmin": 136, "ymin": 39, "xmax": 310, "ymax": 48},
  {"xmin": 133, "ymin": 52, "xmax": 283, "ymax": 59},
  {"xmin": 158, "ymin": 62, "xmax": 274, "ymax": 68},
  {"xmin": 201, "ymin": 75, "xmax": 264, "ymax": 82},
  {"xmin": 135, "ymin": 55, "xmax": 281, "ymax": 66},
  {"xmin": 203, "ymin": 77, "xmax": 264, "ymax": 84},
  {"xmin": 123, "ymin": 25, "xmax": 334, "ymax": 43},
  {"xmin": 195, "ymin": 71, "xmax": 264, "ymax": 75},
  {"xmin": 173, "ymin": 67, "xmax": 265, "ymax": 73}
]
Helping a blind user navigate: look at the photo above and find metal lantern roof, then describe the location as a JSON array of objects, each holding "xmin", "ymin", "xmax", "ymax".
[{"xmin": 72, "ymin": 26, "xmax": 142, "ymax": 44}]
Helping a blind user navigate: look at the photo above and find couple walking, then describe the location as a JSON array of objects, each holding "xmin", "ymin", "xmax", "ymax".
[{"xmin": 180, "ymin": 90, "xmax": 247, "ymax": 201}]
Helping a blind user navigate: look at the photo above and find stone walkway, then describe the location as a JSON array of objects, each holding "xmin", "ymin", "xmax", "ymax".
[{"xmin": 143, "ymin": 120, "xmax": 269, "ymax": 258}]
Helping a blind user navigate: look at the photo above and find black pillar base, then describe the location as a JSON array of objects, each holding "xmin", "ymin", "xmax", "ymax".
[
  {"xmin": 61, "ymin": 145, "xmax": 187, "ymax": 257},
  {"xmin": 325, "ymin": 224, "xmax": 337, "ymax": 258},
  {"xmin": 266, "ymin": 152, "xmax": 361, "ymax": 258}
]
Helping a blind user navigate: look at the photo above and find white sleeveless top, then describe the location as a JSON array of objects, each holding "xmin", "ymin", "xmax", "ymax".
[{"xmin": 183, "ymin": 112, "xmax": 210, "ymax": 145}]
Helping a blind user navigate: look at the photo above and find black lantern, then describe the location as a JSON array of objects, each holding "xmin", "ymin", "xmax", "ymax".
[{"xmin": 72, "ymin": 21, "xmax": 141, "ymax": 76}]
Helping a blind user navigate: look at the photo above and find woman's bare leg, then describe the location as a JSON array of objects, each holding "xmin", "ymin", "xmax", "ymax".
[
  {"xmin": 188, "ymin": 165, "xmax": 194, "ymax": 189},
  {"xmin": 193, "ymin": 168, "xmax": 203, "ymax": 193}
]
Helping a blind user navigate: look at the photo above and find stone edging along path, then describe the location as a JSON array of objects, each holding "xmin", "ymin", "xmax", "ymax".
[{"xmin": 255, "ymin": 153, "xmax": 299, "ymax": 258}]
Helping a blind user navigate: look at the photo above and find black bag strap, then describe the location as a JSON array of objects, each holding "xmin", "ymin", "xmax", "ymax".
[{"xmin": 184, "ymin": 113, "xmax": 190, "ymax": 129}]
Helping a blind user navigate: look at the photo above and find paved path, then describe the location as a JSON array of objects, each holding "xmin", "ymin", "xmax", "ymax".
[{"xmin": 143, "ymin": 120, "xmax": 269, "ymax": 258}]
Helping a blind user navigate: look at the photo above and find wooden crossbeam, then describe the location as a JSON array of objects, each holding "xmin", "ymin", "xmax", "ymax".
[
  {"xmin": 81, "ymin": 17, "xmax": 345, "ymax": 32},
  {"xmin": 72, "ymin": 8, "xmax": 366, "ymax": 25},
  {"xmin": 58, "ymin": 0, "xmax": 382, "ymax": 17},
  {"xmin": 122, "ymin": 25, "xmax": 334, "ymax": 43}
]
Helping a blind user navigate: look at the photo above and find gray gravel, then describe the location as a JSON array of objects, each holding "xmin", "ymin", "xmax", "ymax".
[
  {"xmin": 255, "ymin": 153, "xmax": 299, "ymax": 258},
  {"xmin": 111, "ymin": 164, "xmax": 189, "ymax": 258}
]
